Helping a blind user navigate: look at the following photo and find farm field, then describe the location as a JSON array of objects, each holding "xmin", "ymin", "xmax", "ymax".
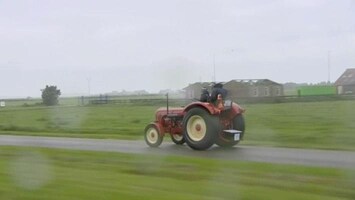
[
  {"xmin": 245, "ymin": 100, "xmax": 355, "ymax": 150},
  {"xmin": 0, "ymin": 100, "xmax": 355, "ymax": 150},
  {"xmin": 0, "ymin": 146, "xmax": 354, "ymax": 200}
]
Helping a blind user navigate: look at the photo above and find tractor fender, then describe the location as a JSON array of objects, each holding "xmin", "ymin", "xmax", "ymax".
[
  {"xmin": 231, "ymin": 102, "xmax": 245, "ymax": 115},
  {"xmin": 183, "ymin": 102, "xmax": 216, "ymax": 115}
]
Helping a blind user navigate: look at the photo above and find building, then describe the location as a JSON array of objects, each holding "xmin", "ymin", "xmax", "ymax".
[
  {"xmin": 224, "ymin": 79, "xmax": 283, "ymax": 99},
  {"xmin": 297, "ymin": 85, "xmax": 336, "ymax": 96},
  {"xmin": 184, "ymin": 82, "xmax": 213, "ymax": 99},
  {"xmin": 334, "ymin": 68, "xmax": 355, "ymax": 95},
  {"xmin": 184, "ymin": 79, "xmax": 283, "ymax": 100}
]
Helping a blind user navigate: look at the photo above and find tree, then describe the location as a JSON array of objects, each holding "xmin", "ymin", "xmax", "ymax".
[{"xmin": 41, "ymin": 85, "xmax": 61, "ymax": 106}]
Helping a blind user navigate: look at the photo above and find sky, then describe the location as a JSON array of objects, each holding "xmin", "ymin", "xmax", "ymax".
[{"xmin": 0, "ymin": 0, "xmax": 354, "ymax": 98}]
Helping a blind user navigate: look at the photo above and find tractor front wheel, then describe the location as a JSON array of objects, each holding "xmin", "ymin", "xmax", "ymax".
[
  {"xmin": 144, "ymin": 124, "xmax": 163, "ymax": 147},
  {"xmin": 183, "ymin": 108, "xmax": 218, "ymax": 150}
]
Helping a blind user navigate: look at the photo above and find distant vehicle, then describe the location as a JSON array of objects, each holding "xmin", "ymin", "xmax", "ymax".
[{"xmin": 144, "ymin": 85, "xmax": 246, "ymax": 150}]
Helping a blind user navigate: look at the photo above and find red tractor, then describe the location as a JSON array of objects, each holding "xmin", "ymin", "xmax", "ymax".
[{"xmin": 144, "ymin": 85, "xmax": 245, "ymax": 150}]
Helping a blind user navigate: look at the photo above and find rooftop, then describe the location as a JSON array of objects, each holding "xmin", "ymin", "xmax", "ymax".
[{"xmin": 335, "ymin": 68, "xmax": 355, "ymax": 86}]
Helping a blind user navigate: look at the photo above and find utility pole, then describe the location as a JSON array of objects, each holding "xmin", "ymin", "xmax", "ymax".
[
  {"xmin": 213, "ymin": 53, "xmax": 216, "ymax": 82},
  {"xmin": 86, "ymin": 77, "xmax": 91, "ymax": 95},
  {"xmin": 327, "ymin": 50, "xmax": 331, "ymax": 84},
  {"xmin": 212, "ymin": 49, "xmax": 236, "ymax": 83}
]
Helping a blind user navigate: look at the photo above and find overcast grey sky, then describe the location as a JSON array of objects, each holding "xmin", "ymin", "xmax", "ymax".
[{"xmin": 1, "ymin": 0, "xmax": 354, "ymax": 98}]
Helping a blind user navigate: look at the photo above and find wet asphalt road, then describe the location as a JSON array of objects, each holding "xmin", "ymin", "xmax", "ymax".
[{"xmin": 1, "ymin": 135, "xmax": 354, "ymax": 169}]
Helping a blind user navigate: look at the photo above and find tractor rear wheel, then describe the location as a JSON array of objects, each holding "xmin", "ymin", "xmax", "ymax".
[
  {"xmin": 171, "ymin": 134, "xmax": 185, "ymax": 145},
  {"xmin": 183, "ymin": 108, "xmax": 218, "ymax": 150},
  {"xmin": 215, "ymin": 115, "xmax": 245, "ymax": 148},
  {"xmin": 144, "ymin": 124, "xmax": 163, "ymax": 147}
]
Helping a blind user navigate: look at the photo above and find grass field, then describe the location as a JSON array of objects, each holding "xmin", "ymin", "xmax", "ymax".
[
  {"xmin": 245, "ymin": 100, "xmax": 355, "ymax": 150},
  {"xmin": 1, "ymin": 101, "xmax": 354, "ymax": 199},
  {"xmin": 1, "ymin": 100, "xmax": 355, "ymax": 150},
  {"xmin": 0, "ymin": 146, "xmax": 354, "ymax": 200},
  {"xmin": 0, "ymin": 104, "xmax": 154, "ymax": 139}
]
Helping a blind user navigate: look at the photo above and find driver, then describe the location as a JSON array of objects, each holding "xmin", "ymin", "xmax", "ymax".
[
  {"xmin": 210, "ymin": 82, "xmax": 227, "ymax": 102},
  {"xmin": 200, "ymin": 87, "xmax": 210, "ymax": 102}
]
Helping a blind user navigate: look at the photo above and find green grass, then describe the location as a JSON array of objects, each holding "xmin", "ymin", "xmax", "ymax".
[
  {"xmin": 244, "ymin": 101, "xmax": 355, "ymax": 150},
  {"xmin": 0, "ymin": 104, "xmax": 155, "ymax": 139},
  {"xmin": 1, "ymin": 100, "xmax": 355, "ymax": 150},
  {"xmin": 0, "ymin": 146, "xmax": 354, "ymax": 200}
]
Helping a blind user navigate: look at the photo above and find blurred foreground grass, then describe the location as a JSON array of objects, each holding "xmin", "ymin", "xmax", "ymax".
[
  {"xmin": 0, "ymin": 146, "xmax": 354, "ymax": 200},
  {"xmin": 1, "ymin": 100, "xmax": 355, "ymax": 150}
]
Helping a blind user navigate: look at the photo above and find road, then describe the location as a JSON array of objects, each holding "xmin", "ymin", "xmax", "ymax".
[{"xmin": 1, "ymin": 135, "xmax": 354, "ymax": 169}]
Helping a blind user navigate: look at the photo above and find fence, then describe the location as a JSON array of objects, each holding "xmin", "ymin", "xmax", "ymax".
[
  {"xmin": 80, "ymin": 94, "xmax": 355, "ymax": 106},
  {"xmin": 78, "ymin": 95, "xmax": 193, "ymax": 107},
  {"xmin": 2, "ymin": 94, "xmax": 355, "ymax": 108}
]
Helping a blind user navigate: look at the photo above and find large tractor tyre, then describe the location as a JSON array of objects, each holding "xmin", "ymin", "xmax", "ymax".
[
  {"xmin": 215, "ymin": 114, "xmax": 245, "ymax": 148},
  {"xmin": 144, "ymin": 124, "xmax": 163, "ymax": 147},
  {"xmin": 183, "ymin": 108, "xmax": 219, "ymax": 150},
  {"xmin": 171, "ymin": 134, "xmax": 185, "ymax": 145}
]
